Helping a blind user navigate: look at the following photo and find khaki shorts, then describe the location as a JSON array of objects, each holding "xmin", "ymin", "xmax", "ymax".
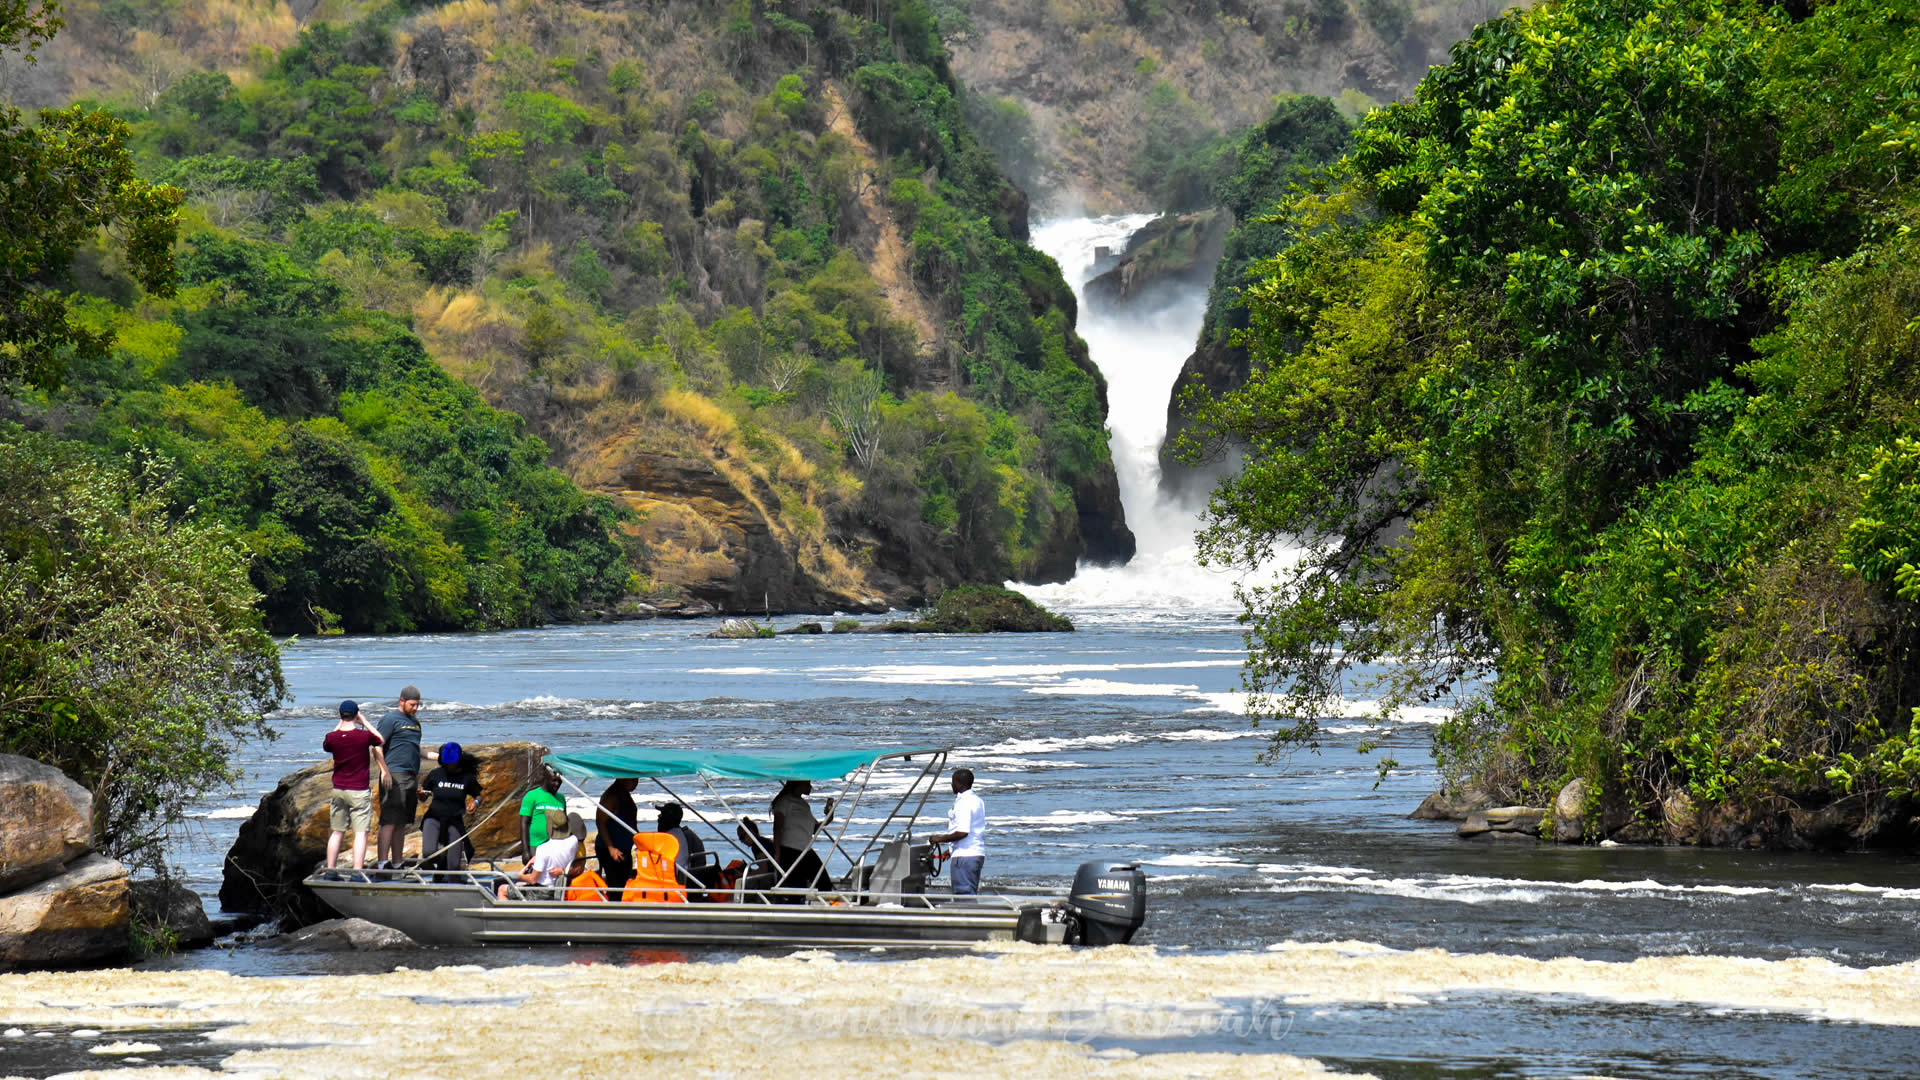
[
  {"xmin": 329, "ymin": 787, "xmax": 374, "ymax": 833},
  {"xmin": 379, "ymin": 770, "xmax": 418, "ymax": 827}
]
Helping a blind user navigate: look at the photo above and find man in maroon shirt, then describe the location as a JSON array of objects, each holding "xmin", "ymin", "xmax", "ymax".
[{"xmin": 323, "ymin": 700, "xmax": 386, "ymax": 871}]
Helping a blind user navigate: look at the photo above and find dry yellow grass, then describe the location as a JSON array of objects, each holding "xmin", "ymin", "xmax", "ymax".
[{"xmin": 659, "ymin": 389, "xmax": 740, "ymax": 440}]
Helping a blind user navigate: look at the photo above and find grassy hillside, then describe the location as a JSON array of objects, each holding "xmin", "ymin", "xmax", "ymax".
[{"xmin": 4, "ymin": 0, "xmax": 1135, "ymax": 626}]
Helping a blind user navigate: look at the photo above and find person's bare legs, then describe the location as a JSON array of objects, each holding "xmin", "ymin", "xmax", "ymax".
[
  {"xmin": 326, "ymin": 830, "xmax": 344, "ymax": 869},
  {"xmin": 378, "ymin": 818, "xmax": 405, "ymax": 860},
  {"xmin": 351, "ymin": 829, "xmax": 368, "ymax": 869}
]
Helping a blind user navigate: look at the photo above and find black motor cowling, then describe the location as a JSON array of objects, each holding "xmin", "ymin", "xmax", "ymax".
[{"xmin": 1067, "ymin": 859, "xmax": 1146, "ymax": 945}]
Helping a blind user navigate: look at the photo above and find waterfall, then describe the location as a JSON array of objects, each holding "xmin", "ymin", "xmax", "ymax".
[{"xmin": 1013, "ymin": 215, "xmax": 1247, "ymax": 616}]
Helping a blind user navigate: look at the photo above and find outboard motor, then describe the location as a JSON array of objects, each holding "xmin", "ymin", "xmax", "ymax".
[{"xmin": 1066, "ymin": 859, "xmax": 1147, "ymax": 945}]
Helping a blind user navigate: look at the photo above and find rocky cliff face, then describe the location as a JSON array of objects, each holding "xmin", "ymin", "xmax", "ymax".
[
  {"xmin": 945, "ymin": 0, "xmax": 1512, "ymax": 212},
  {"xmin": 16, "ymin": 1, "xmax": 1149, "ymax": 616},
  {"xmin": 1084, "ymin": 210, "xmax": 1231, "ymax": 314},
  {"xmin": 578, "ymin": 440, "xmax": 893, "ymax": 614},
  {"xmin": 1158, "ymin": 336, "xmax": 1251, "ymax": 503},
  {"xmin": 544, "ymin": 76, "xmax": 1133, "ymax": 612}
]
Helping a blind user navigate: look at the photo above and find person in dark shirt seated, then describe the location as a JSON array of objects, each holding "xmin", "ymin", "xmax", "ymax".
[
  {"xmin": 737, "ymin": 817, "xmax": 774, "ymax": 865},
  {"xmin": 658, "ymin": 803, "xmax": 721, "ymax": 893}
]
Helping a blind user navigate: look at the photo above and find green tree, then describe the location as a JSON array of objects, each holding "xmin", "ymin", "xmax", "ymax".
[
  {"xmin": 1190, "ymin": 0, "xmax": 1920, "ymax": 826},
  {"xmin": 0, "ymin": 427, "xmax": 284, "ymax": 867},
  {"xmin": 0, "ymin": 1, "xmax": 182, "ymax": 390}
]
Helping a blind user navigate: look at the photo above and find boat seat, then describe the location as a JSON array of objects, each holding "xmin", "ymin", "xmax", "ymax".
[
  {"xmin": 737, "ymin": 867, "xmax": 779, "ymax": 903},
  {"xmin": 620, "ymin": 833, "xmax": 686, "ymax": 903}
]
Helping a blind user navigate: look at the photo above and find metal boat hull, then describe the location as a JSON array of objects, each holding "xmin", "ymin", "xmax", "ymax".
[{"xmin": 306, "ymin": 877, "xmax": 1023, "ymax": 948}]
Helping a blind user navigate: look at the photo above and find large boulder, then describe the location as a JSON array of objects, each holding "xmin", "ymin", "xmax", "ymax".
[
  {"xmin": 914, "ymin": 586, "xmax": 1073, "ymax": 633},
  {"xmin": 1458, "ymin": 806, "xmax": 1547, "ymax": 839},
  {"xmin": 0, "ymin": 854, "xmax": 129, "ymax": 969},
  {"xmin": 1410, "ymin": 788, "xmax": 1494, "ymax": 822},
  {"xmin": 129, "ymin": 878, "xmax": 215, "ymax": 950},
  {"xmin": 0, "ymin": 754, "xmax": 94, "ymax": 894},
  {"xmin": 275, "ymin": 917, "xmax": 417, "ymax": 953},
  {"xmin": 1662, "ymin": 789, "xmax": 1700, "ymax": 845},
  {"xmin": 1553, "ymin": 778, "xmax": 1591, "ymax": 843},
  {"xmin": 220, "ymin": 741, "xmax": 546, "ymax": 927}
]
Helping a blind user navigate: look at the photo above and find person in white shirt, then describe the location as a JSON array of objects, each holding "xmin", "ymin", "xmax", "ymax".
[
  {"xmin": 770, "ymin": 780, "xmax": 834, "ymax": 893},
  {"xmin": 497, "ymin": 809, "xmax": 583, "ymax": 899},
  {"xmin": 929, "ymin": 768, "xmax": 986, "ymax": 895}
]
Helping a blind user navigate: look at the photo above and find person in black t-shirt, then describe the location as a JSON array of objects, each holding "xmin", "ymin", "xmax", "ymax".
[
  {"xmin": 416, "ymin": 742, "xmax": 481, "ymax": 872},
  {"xmin": 594, "ymin": 778, "xmax": 640, "ymax": 894}
]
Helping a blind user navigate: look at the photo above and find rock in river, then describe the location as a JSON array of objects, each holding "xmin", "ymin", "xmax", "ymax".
[
  {"xmin": 1553, "ymin": 778, "xmax": 1590, "ymax": 844},
  {"xmin": 0, "ymin": 755, "xmax": 94, "ymax": 894},
  {"xmin": 0, "ymin": 754, "xmax": 132, "ymax": 970},
  {"xmin": 1410, "ymin": 788, "xmax": 1494, "ymax": 822},
  {"xmin": 275, "ymin": 917, "xmax": 417, "ymax": 952},
  {"xmin": 129, "ymin": 877, "xmax": 215, "ymax": 950},
  {"xmin": 1458, "ymin": 806, "xmax": 1547, "ymax": 839},
  {"xmin": 0, "ymin": 854, "xmax": 130, "ymax": 970}
]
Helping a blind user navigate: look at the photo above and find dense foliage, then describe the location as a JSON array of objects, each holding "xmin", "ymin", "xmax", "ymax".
[
  {"xmin": 1188, "ymin": 0, "xmax": 1920, "ymax": 836},
  {"xmin": 916, "ymin": 584, "xmax": 1074, "ymax": 632},
  {"xmin": 1187, "ymin": 95, "xmax": 1353, "ymax": 370},
  {"xmin": 10, "ymin": 0, "xmax": 1119, "ymax": 611},
  {"xmin": 0, "ymin": 426, "xmax": 284, "ymax": 867},
  {"xmin": 0, "ymin": 0, "xmax": 181, "ymax": 390}
]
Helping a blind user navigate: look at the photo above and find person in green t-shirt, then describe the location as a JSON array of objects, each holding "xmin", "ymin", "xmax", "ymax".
[{"xmin": 518, "ymin": 768, "xmax": 567, "ymax": 862}]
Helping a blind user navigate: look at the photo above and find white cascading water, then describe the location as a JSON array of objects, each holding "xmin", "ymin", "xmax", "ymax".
[{"xmin": 1013, "ymin": 215, "xmax": 1248, "ymax": 616}]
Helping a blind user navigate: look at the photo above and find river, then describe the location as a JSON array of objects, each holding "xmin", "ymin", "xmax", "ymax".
[{"xmin": 8, "ymin": 220, "xmax": 1920, "ymax": 1078}]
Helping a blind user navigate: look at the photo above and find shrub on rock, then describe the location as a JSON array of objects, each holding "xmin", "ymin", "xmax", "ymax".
[{"xmin": 917, "ymin": 585, "xmax": 1073, "ymax": 633}]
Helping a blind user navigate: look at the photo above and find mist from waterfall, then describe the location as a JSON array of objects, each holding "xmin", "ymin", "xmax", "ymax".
[{"xmin": 1014, "ymin": 215, "xmax": 1247, "ymax": 616}]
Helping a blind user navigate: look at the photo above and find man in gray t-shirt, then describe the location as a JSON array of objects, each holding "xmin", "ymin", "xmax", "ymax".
[{"xmin": 374, "ymin": 684, "xmax": 425, "ymax": 869}]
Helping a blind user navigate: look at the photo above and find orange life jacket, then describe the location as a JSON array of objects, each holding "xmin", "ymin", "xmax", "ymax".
[
  {"xmin": 619, "ymin": 833, "xmax": 686, "ymax": 903},
  {"xmin": 564, "ymin": 867, "xmax": 608, "ymax": 902}
]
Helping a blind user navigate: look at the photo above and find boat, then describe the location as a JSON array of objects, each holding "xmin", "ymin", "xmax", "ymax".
[{"xmin": 304, "ymin": 745, "xmax": 1147, "ymax": 949}]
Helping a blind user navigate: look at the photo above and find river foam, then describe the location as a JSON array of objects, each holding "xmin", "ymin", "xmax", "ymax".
[{"xmin": 7, "ymin": 944, "xmax": 1920, "ymax": 1078}]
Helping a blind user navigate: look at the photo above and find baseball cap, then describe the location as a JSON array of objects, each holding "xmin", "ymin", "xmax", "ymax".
[
  {"xmin": 338, "ymin": 700, "xmax": 359, "ymax": 717},
  {"xmin": 400, "ymin": 685, "xmax": 422, "ymax": 702}
]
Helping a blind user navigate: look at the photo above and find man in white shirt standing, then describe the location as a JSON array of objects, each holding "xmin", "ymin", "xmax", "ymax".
[{"xmin": 929, "ymin": 768, "xmax": 986, "ymax": 896}]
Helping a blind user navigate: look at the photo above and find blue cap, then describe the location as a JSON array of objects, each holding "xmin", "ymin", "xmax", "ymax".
[
  {"xmin": 338, "ymin": 700, "xmax": 359, "ymax": 717},
  {"xmin": 440, "ymin": 742, "xmax": 461, "ymax": 766}
]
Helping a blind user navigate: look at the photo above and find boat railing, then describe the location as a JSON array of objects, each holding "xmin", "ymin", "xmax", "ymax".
[{"xmin": 314, "ymin": 865, "xmax": 1056, "ymax": 911}]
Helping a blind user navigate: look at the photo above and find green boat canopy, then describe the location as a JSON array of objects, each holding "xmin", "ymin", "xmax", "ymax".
[{"xmin": 542, "ymin": 746, "xmax": 943, "ymax": 781}]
